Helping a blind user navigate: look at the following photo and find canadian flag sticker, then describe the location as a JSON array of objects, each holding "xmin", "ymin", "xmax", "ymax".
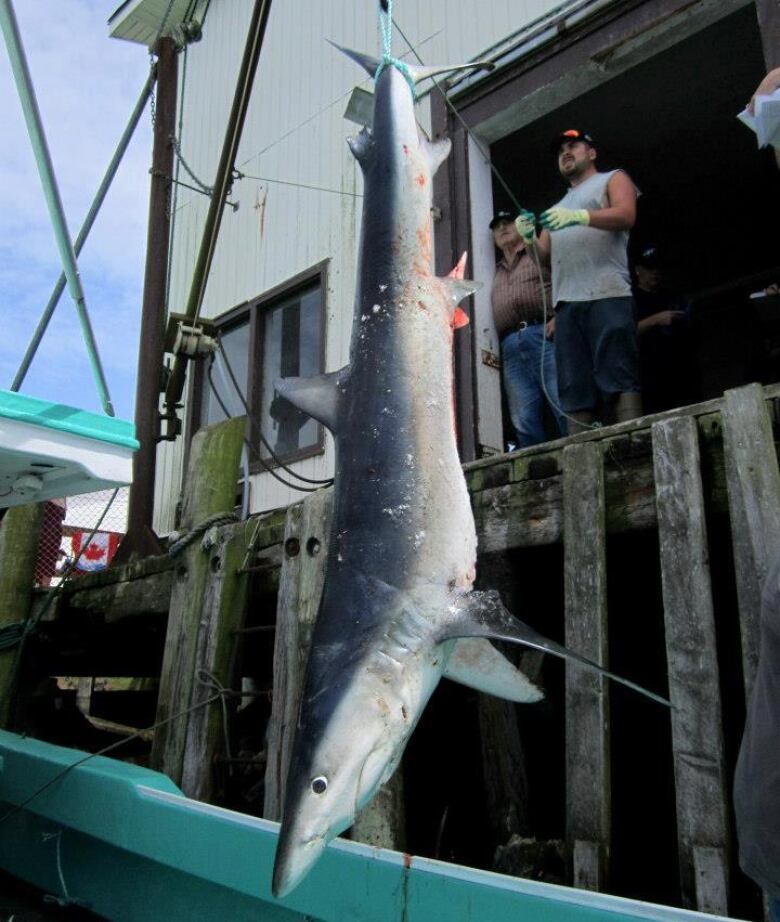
[{"xmin": 71, "ymin": 531, "xmax": 120, "ymax": 572}]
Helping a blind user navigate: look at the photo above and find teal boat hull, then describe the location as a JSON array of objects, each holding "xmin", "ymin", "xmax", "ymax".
[{"xmin": 0, "ymin": 731, "xmax": 737, "ymax": 921}]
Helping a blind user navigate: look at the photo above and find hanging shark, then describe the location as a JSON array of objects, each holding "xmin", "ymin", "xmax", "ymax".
[{"xmin": 270, "ymin": 43, "xmax": 668, "ymax": 898}]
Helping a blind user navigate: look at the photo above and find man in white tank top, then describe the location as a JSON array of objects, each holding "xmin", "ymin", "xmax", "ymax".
[{"xmin": 521, "ymin": 130, "xmax": 642, "ymax": 434}]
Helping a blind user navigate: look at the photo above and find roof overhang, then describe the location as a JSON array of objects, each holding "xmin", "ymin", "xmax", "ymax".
[{"xmin": 108, "ymin": 0, "xmax": 194, "ymax": 47}]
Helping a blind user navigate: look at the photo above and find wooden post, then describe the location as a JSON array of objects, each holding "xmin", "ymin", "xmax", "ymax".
[
  {"xmin": 562, "ymin": 441, "xmax": 609, "ymax": 891},
  {"xmin": 475, "ymin": 553, "xmax": 534, "ymax": 847},
  {"xmin": 263, "ymin": 487, "xmax": 404, "ymax": 850},
  {"xmin": 652, "ymin": 415, "xmax": 730, "ymax": 914},
  {"xmin": 150, "ymin": 416, "xmax": 246, "ymax": 784},
  {"xmin": 264, "ymin": 488, "xmax": 333, "ymax": 820},
  {"xmin": 0, "ymin": 502, "xmax": 45, "ymax": 727},
  {"xmin": 179, "ymin": 520, "xmax": 253, "ymax": 801},
  {"xmin": 721, "ymin": 384, "xmax": 780, "ymax": 698}
]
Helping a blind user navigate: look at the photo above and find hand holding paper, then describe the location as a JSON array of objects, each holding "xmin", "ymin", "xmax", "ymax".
[{"xmin": 738, "ymin": 69, "xmax": 780, "ymax": 149}]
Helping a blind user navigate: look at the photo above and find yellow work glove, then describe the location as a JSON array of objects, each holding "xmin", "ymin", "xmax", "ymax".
[
  {"xmin": 540, "ymin": 207, "xmax": 590, "ymax": 231},
  {"xmin": 514, "ymin": 209, "xmax": 537, "ymax": 244}
]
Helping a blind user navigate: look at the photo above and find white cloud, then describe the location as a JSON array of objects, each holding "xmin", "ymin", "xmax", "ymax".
[{"xmin": 0, "ymin": 1, "xmax": 153, "ymax": 420}]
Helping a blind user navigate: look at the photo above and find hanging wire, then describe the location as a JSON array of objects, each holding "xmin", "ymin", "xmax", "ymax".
[
  {"xmin": 0, "ymin": 687, "xmax": 224, "ymax": 828},
  {"xmin": 215, "ymin": 336, "xmax": 333, "ymax": 486},
  {"xmin": 233, "ymin": 170, "xmax": 363, "ymax": 200},
  {"xmin": 391, "ymin": 15, "xmax": 601, "ymax": 436},
  {"xmin": 205, "ymin": 353, "xmax": 324, "ymax": 493}
]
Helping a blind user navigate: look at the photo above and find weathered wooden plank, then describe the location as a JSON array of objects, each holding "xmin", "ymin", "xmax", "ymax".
[
  {"xmin": 179, "ymin": 521, "xmax": 253, "ymax": 801},
  {"xmin": 692, "ymin": 845, "xmax": 729, "ymax": 916},
  {"xmin": 652, "ymin": 415, "xmax": 729, "ymax": 914},
  {"xmin": 722, "ymin": 383, "xmax": 780, "ymax": 698},
  {"xmin": 470, "ymin": 413, "xmax": 729, "ymax": 554},
  {"xmin": 264, "ymin": 488, "xmax": 332, "ymax": 820},
  {"xmin": 0, "ymin": 503, "xmax": 46, "ymax": 727},
  {"xmin": 66, "ymin": 569, "xmax": 174, "ymax": 620},
  {"xmin": 563, "ymin": 441, "xmax": 609, "ymax": 892},
  {"xmin": 150, "ymin": 416, "xmax": 246, "ymax": 784}
]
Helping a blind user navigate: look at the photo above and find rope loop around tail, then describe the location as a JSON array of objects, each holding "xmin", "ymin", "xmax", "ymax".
[{"xmin": 374, "ymin": 0, "xmax": 417, "ymax": 98}]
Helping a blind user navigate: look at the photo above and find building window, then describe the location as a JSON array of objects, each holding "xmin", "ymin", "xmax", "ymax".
[
  {"xmin": 193, "ymin": 263, "xmax": 327, "ymax": 470},
  {"xmin": 259, "ymin": 283, "xmax": 323, "ymax": 461},
  {"xmin": 200, "ymin": 317, "xmax": 250, "ymax": 427}
]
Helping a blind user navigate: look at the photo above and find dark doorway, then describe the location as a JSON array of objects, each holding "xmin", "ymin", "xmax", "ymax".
[{"xmin": 488, "ymin": 5, "xmax": 780, "ymax": 403}]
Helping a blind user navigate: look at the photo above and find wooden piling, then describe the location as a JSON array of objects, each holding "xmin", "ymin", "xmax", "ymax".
[
  {"xmin": 179, "ymin": 519, "xmax": 254, "ymax": 801},
  {"xmin": 0, "ymin": 502, "xmax": 45, "ymax": 727},
  {"xmin": 263, "ymin": 488, "xmax": 332, "ymax": 820},
  {"xmin": 652, "ymin": 415, "xmax": 729, "ymax": 914},
  {"xmin": 150, "ymin": 415, "xmax": 246, "ymax": 785},
  {"xmin": 562, "ymin": 441, "xmax": 610, "ymax": 891},
  {"xmin": 721, "ymin": 383, "xmax": 780, "ymax": 698}
]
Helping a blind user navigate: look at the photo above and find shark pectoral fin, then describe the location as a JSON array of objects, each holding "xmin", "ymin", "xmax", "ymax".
[
  {"xmin": 273, "ymin": 368, "xmax": 347, "ymax": 434},
  {"xmin": 439, "ymin": 591, "xmax": 671, "ymax": 707},
  {"xmin": 443, "ymin": 638, "xmax": 543, "ymax": 703}
]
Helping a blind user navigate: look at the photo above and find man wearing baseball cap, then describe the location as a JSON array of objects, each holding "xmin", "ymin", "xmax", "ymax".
[
  {"xmin": 489, "ymin": 209, "xmax": 566, "ymax": 448},
  {"xmin": 520, "ymin": 129, "xmax": 642, "ymax": 433}
]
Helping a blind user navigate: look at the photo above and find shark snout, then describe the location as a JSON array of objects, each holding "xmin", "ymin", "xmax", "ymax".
[{"xmin": 272, "ymin": 828, "xmax": 327, "ymax": 899}]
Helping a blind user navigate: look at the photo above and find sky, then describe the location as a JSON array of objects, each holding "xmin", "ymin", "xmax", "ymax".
[{"xmin": 0, "ymin": 1, "xmax": 154, "ymax": 421}]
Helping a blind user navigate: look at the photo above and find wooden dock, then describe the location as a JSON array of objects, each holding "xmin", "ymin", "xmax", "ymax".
[{"xmin": 6, "ymin": 381, "xmax": 780, "ymax": 920}]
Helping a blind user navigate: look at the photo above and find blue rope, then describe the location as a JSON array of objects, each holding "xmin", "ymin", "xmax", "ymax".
[{"xmin": 374, "ymin": 0, "xmax": 416, "ymax": 98}]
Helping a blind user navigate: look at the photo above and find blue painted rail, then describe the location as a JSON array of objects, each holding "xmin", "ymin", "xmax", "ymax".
[{"xmin": 0, "ymin": 731, "xmax": 739, "ymax": 922}]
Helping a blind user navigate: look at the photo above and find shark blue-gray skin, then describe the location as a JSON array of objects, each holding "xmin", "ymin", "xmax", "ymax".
[{"xmin": 271, "ymin": 45, "xmax": 669, "ymax": 899}]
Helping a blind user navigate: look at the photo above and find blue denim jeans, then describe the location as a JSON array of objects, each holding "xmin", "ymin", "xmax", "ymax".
[
  {"xmin": 769, "ymin": 895, "xmax": 780, "ymax": 922},
  {"xmin": 500, "ymin": 324, "xmax": 567, "ymax": 448}
]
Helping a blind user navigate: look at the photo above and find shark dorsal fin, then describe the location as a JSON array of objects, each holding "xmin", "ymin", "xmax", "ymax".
[
  {"xmin": 438, "ymin": 590, "xmax": 671, "ymax": 707},
  {"xmin": 273, "ymin": 368, "xmax": 348, "ymax": 435}
]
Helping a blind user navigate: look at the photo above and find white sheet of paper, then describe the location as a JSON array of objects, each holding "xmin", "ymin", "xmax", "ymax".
[{"xmin": 737, "ymin": 87, "xmax": 780, "ymax": 148}]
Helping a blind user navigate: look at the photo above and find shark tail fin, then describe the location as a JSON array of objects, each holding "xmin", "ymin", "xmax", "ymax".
[
  {"xmin": 329, "ymin": 40, "xmax": 493, "ymax": 84},
  {"xmin": 439, "ymin": 590, "xmax": 671, "ymax": 708}
]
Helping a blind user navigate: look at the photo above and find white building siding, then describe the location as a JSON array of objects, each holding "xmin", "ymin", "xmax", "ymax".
[{"xmin": 153, "ymin": 0, "xmax": 572, "ymax": 529}]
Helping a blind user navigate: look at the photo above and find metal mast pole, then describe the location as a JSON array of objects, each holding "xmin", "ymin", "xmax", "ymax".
[
  {"xmin": 10, "ymin": 68, "xmax": 157, "ymax": 393},
  {"xmin": 0, "ymin": 0, "xmax": 115, "ymax": 416}
]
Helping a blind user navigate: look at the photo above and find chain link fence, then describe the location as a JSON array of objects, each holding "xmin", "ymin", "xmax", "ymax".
[{"xmin": 35, "ymin": 487, "xmax": 129, "ymax": 587}]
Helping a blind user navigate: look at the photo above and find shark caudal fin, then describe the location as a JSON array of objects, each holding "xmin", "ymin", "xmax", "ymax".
[
  {"xmin": 328, "ymin": 40, "xmax": 493, "ymax": 85},
  {"xmin": 440, "ymin": 590, "xmax": 671, "ymax": 707}
]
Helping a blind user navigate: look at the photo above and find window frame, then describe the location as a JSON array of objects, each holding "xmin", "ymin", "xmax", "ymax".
[{"xmin": 188, "ymin": 260, "xmax": 328, "ymax": 477}]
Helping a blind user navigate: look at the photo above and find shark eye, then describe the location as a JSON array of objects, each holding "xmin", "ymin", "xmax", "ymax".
[{"xmin": 311, "ymin": 776, "xmax": 328, "ymax": 795}]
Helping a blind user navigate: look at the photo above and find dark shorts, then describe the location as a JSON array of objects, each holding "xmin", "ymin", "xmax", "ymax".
[{"xmin": 554, "ymin": 296, "xmax": 640, "ymax": 412}]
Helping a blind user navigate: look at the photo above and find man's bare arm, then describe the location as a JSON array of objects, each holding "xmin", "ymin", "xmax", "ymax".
[{"xmin": 586, "ymin": 170, "xmax": 637, "ymax": 231}]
